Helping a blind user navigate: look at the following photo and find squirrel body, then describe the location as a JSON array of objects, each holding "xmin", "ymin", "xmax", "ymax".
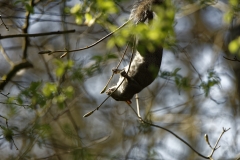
[{"xmin": 106, "ymin": 0, "xmax": 163, "ymax": 101}]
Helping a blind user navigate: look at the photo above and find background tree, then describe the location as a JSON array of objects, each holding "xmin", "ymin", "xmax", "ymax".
[{"xmin": 0, "ymin": 0, "xmax": 239, "ymax": 159}]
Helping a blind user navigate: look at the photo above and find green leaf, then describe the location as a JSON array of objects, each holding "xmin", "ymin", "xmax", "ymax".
[
  {"xmin": 229, "ymin": 0, "xmax": 238, "ymax": 6},
  {"xmin": 172, "ymin": 68, "xmax": 181, "ymax": 76},
  {"xmin": 84, "ymin": 13, "xmax": 95, "ymax": 26},
  {"xmin": 63, "ymin": 86, "xmax": 74, "ymax": 98},
  {"xmin": 105, "ymin": 53, "xmax": 117, "ymax": 60},
  {"xmin": 56, "ymin": 67, "xmax": 65, "ymax": 77},
  {"xmin": 54, "ymin": 60, "xmax": 74, "ymax": 77},
  {"xmin": 70, "ymin": 4, "xmax": 81, "ymax": 14},
  {"xmin": 97, "ymin": 0, "xmax": 118, "ymax": 14},
  {"xmin": 228, "ymin": 38, "xmax": 240, "ymax": 54},
  {"xmin": 42, "ymin": 83, "xmax": 57, "ymax": 98},
  {"xmin": 2, "ymin": 127, "xmax": 13, "ymax": 142},
  {"xmin": 200, "ymin": 70, "xmax": 221, "ymax": 97},
  {"xmin": 75, "ymin": 16, "xmax": 83, "ymax": 24},
  {"xmin": 25, "ymin": 4, "xmax": 34, "ymax": 13}
]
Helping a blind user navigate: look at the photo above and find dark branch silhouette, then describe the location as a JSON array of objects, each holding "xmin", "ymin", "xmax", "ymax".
[
  {"xmin": 0, "ymin": 30, "xmax": 76, "ymax": 39},
  {"xmin": 38, "ymin": 18, "xmax": 132, "ymax": 58},
  {"xmin": 127, "ymin": 102, "xmax": 230, "ymax": 160},
  {"xmin": 0, "ymin": 60, "xmax": 33, "ymax": 90},
  {"xmin": 0, "ymin": 15, "xmax": 9, "ymax": 31},
  {"xmin": 223, "ymin": 56, "xmax": 240, "ymax": 62}
]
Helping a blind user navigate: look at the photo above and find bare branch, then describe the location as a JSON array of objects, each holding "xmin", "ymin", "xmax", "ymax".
[
  {"xmin": 0, "ymin": 92, "xmax": 10, "ymax": 97},
  {"xmin": 0, "ymin": 44, "xmax": 14, "ymax": 66},
  {"xmin": 0, "ymin": 101, "xmax": 29, "ymax": 107},
  {"xmin": 0, "ymin": 30, "xmax": 76, "ymax": 39},
  {"xmin": 208, "ymin": 128, "xmax": 230, "ymax": 158},
  {"xmin": 0, "ymin": 60, "xmax": 33, "ymax": 90},
  {"xmin": 223, "ymin": 56, "xmax": 240, "ymax": 62},
  {"xmin": 36, "ymin": 135, "xmax": 110, "ymax": 160},
  {"xmin": 22, "ymin": 0, "xmax": 34, "ymax": 59},
  {"xmin": 127, "ymin": 103, "xmax": 209, "ymax": 159},
  {"xmin": 0, "ymin": 15, "xmax": 9, "ymax": 31},
  {"xmin": 100, "ymin": 43, "xmax": 129, "ymax": 93},
  {"xmin": 39, "ymin": 18, "xmax": 133, "ymax": 57},
  {"xmin": 0, "ymin": 115, "xmax": 18, "ymax": 150},
  {"xmin": 1, "ymin": 16, "xmax": 79, "ymax": 26},
  {"xmin": 0, "ymin": 115, "xmax": 8, "ymax": 127},
  {"xmin": 127, "ymin": 101, "xmax": 231, "ymax": 159},
  {"xmin": 84, "ymin": 38, "xmax": 136, "ymax": 117}
]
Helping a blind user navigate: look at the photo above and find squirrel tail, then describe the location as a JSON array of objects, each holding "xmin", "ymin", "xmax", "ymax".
[{"xmin": 129, "ymin": 0, "xmax": 163, "ymax": 24}]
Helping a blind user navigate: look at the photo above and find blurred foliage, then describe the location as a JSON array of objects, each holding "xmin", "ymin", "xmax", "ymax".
[
  {"xmin": 229, "ymin": 37, "xmax": 240, "ymax": 55},
  {"xmin": 161, "ymin": 68, "xmax": 190, "ymax": 93},
  {"xmin": 14, "ymin": 0, "xmax": 34, "ymax": 13},
  {"xmin": 200, "ymin": 70, "xmax": 221, "ymax": 97},
  {"xmin": 224, "ymin": 0, "xmax": 240, "ymax": 23},
  {"xmin": 0, "ymin": 0, "xmax": 239, "ymax": 159},
  {"xmin": 67, "ymin": 0, "xmax": 118, "ymax": 26},
  {"xmin": 109, "ymin": 0, "xmax": 175, "ymax": 50},
  {"xmin": 15, "ymin": 60, "xmax": 75, "ymax": 110},
  {"xmin": 1, "ymin": 126, "xmax": 14, "ymax": 142}
]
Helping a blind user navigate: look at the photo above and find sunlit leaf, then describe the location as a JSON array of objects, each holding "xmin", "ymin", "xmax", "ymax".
[
  {"xmin": 84, "ymin": 13, "xmax": 95, "ymax": 26},
  {"xmin": 228, "ymin": 38, "xmax": 240, "ymax": 54},
  {"xmin": 71, "ymin": 4, "xmax": 81, "ymax": 14},
  {"xmin": 42, "ymin": 83, "xmax": 57, "ymax": 97}
]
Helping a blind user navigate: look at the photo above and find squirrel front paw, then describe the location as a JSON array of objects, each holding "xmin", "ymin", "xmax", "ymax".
[
  {"xmin": 120, "ymin": 70, "xmax": 129, "ymax": 78},
  {"xmin": 112, "ymin": 68, "xmax": 122, "ymax": 74}
]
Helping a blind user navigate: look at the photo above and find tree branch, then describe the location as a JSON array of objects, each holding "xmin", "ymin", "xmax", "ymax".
[
  {"xmin": 0, "ymin": 30, "xmax": 76, "ymax": 39},
  {"xmin": 0, "ymin": 44, "xmax": 14, "ymax": 66},
  {"xmin": 127, "ymin": 103, "xmax": 230, "ymax": 160},
  {"xmin": 38, "ymin": 18, "xmax": 132, "ymax": 58},
  {"xmin": 223, "ymin": 56, "xmax": 240, "ymax": 62},
  {"xmin": 22, "ymin": 0, "xmax": 34, "ymax": 59},
  {"xmin": 208, "ymin": 128, "xmax": 230, "ymax": 158},
  {"xmin": 127, "ymin": 102, "xmax": 209, "ymax": 159},
  {"xmin": 0, "ymin": 60, "xmax": 33, "ymax": 90},
  {"xmin": 0, "ymin": 15, "xmax": 9, "ymax": 31}
]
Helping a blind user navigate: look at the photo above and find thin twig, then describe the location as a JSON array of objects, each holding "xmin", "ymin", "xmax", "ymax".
[
  {"xmin": 0, "ymin": 92, "xmax": 10, "ymax": 97},
  {"xmin": 0, "ymin": 15, "xmax": 9, "ymax": 31},
  {"xmin": 0, "ymin": 115, "xmax": 18, "ymax": 150},
  {"xmin": 38, "ymin": 18, "xmax": 133, "ymax": 57},
  {"xmin": 0, "ymin": 44, "xmax": 14, "ymax": 66},
  {"xmin": 182, "ymin": 46, "xmax": 203, "ymax": 82},
  {"xmin": 0, "ymin": 60, "xmax": 33, "ymax": 90},
  {"xmin": 0, "ymin": 101, "xmax": 29, "ymax": 107},
  {"xmin": 127, "ymin": 103, "xmax": 209, "ymax": 159},
  {"xmin": 22, "ymin": 0, "xmax": 34, "ymax": 59},
  {"xmin": 1, "ymin": 16, "xmax": 79, "ymax": 26},
  {"xmin": 223, "ymin": 56, "xmax": 240, "ymax": 62},
  {"xmin": 36, "ymin": 135, "xmax": 110, "ymax": 159},
  {"xmin": 0, "ymin": 30, "xmax": 76, "ymax": 39},
  {"xmin": 100, "ymin": 43, "xmax": 130, "ymax": 93},
  {"xmin": 208, "ymin": 128, "xmax": 230, "ymax": 158},
  {"xmin": 83, "ymin": 36, "xmax": 136, "ymax": 117},
  {"xmin": 0, "ymin": 115, "xmax": 8, "ymax": 127}
]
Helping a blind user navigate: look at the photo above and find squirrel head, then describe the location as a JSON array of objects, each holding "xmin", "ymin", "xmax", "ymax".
[
  {"xmin": 129, "ymin": 0, "xmax": 163, "ymax": 24},
  {"xmin": 106, "ymin": 87, "xmax": 132, "ymax": 102},
  {"xmin": 106, "ymin": 87, "xmax": 121, "ymax": 101}
]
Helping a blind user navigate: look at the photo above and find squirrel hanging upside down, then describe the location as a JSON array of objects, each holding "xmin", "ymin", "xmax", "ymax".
[{"xmin": 106, "ymin": 0, "xmax": 163, "ymax": 103}]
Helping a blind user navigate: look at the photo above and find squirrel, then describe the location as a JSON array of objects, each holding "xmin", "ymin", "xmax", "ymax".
[{"xmin": 106, "ymin": 0, "xmax": 163, "ymax": 102}]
